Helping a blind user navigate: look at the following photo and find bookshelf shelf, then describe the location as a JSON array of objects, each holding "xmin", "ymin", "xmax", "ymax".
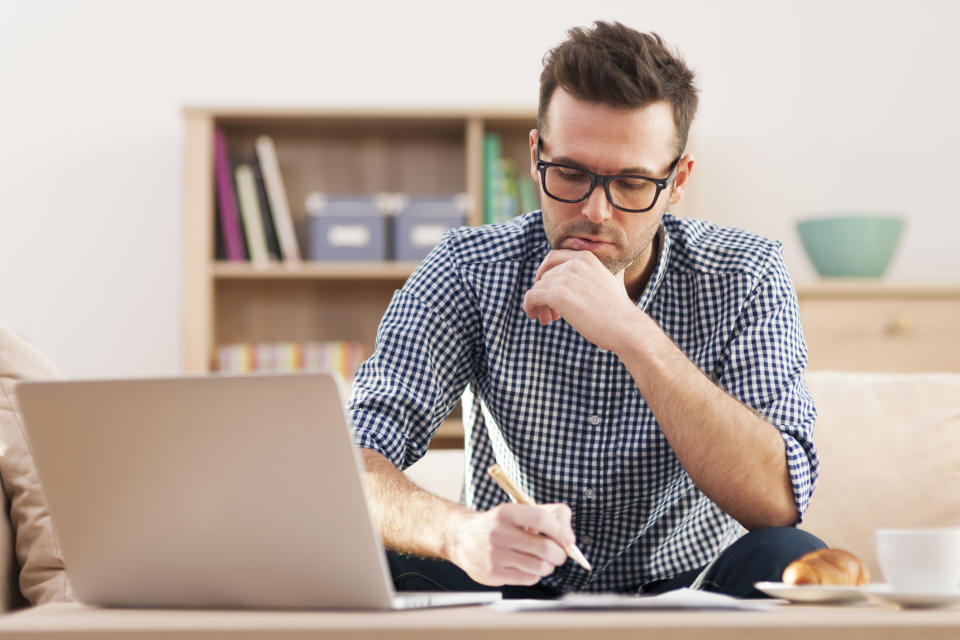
[
  {"xmin": 212, "ymin": 261, "xmax": 419, "ymax": 281},
  {"xmin": 432, "ymin": 418, "xmax": 465, "ymax": 450},
  {"xmin": 182, "ymin": 107, "xmax": 538, "ymax": 449}
]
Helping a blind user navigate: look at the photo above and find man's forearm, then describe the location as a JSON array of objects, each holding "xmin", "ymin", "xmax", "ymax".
[
  {"xmin": 616, "ymin": 311, "xmax": 799, "ymax": 530},
  {"xmin": 359, "ymin": 448, "xmax": 575, "ymax": 587},
  {"xmin": 358, "ymin": 448, "xmax": 471, "ymax": 560}
]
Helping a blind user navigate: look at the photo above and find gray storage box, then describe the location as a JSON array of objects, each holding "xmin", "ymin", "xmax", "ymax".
[
  {"xmin": 393, "ymin": 195, "xmax": 469, "ymax": 261},
  {"xmin": 307, "ymin": 195, "xmax": 388, "ymax": 261}
]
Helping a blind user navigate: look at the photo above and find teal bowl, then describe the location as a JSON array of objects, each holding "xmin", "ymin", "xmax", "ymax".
[{"xmin": 796, "ymin": 215, "xmax": 905, "ymax": 278}]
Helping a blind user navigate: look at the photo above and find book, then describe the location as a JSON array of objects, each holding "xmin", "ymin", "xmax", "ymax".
[
  {"xmin": 519, "ymin": 175, "xmax": 539, "ymax": 214},
  {"xmin": 483, "ymin": 132, "xmax": 502, "ymax": 225},
  {"xmin": 251, "ymin": 152, "xmax": 282, "ymax": 260},
  {"xmin": 497, "ymin": 158, "xmax": 519, "ymax": 222},
  {"xmin": 255, "ymin": 135, "xmax": 301, "ymax": 264},
  {"xmin": 233, "ymin": 163, "xmax": 271, "ymax": 267},
  {"xmin": 213, "ymin": 128, "xmax": 247, "ymax": 261},
  {"xmin": 214, "ymin": 202, "xmax": 227, "ymax": 260},
  {"xmin": 216, "ymin": 341, "xmax": 367, "ymax": 382}
]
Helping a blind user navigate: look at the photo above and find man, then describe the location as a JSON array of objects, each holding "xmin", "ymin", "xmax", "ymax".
[{"xmin": 349, "ymin": 21, "xmax": 823, "ymax": 598}]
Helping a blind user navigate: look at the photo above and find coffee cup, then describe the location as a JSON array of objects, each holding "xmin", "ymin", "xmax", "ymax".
[{"xmin": 875, "ymin": 528, "xmax": 960, "ymax": 593}]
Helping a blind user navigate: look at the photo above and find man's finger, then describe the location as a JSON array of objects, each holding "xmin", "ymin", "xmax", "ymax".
[
  {"xmin": 503, "ymin": 504, "xmax": 576, "ymax": 549},
  {"xmin": 490, "ymin": 565, "xmax": 545, "ymax": 587},
  {"xmin": 535, "ymin": 249, "xmax": 581, "ymax": 281},
  {"xmin": 543, "ymin": 503, "xmax": 573, "ymax": 527},
  {"xmin": 493, "ymin": 527, "xmax": 568, "ymax": 569},
  {"xmin": 523, "ymin": 290, "xmax": 557, "ymax": 324}
]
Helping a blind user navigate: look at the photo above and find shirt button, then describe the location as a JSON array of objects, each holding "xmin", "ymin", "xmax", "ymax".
[
  {"xmin": 579, "ymin": 535, "xmax": 594, "ymax": 546},
  {"xmin": 588, "ymin": 415, "xmax": 601, "ymax": 426},
  {"xmin": 583, "ymin": 487, "xmax": 596, "ymax": 500}
]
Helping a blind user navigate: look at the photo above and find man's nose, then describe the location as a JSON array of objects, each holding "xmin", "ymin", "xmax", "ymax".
[{"xmin": 580, "ymin": 183, "xmax": 614, "ymax": 223}]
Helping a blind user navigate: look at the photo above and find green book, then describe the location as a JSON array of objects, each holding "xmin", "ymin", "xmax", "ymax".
[
  {"xmin": 498, "ymin": 159, "xmax": 519, "ymax": 222},
  {"xmin": 483, "ymin": 132, "xmax": 502, "ymax": 225},
  {"xmin": 518, "ymin": 176, "xmax": 539, "ymax": 214}
]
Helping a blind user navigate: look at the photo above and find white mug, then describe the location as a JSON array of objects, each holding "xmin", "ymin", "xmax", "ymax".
[{"xmin": 875, "ymin": 528, "xmax": 960, "ymax": 593}]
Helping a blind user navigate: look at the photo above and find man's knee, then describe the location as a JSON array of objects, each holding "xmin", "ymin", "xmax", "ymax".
[
  {"xmin": 729, "ymin": 526, "xmax": 826, "ymax": 576},
  {"xmin": 701, "ymin": 526, "xmax": 827, "ymax": 597},
  {"xmin": 736, "ymin": 526, "xmax": 826, "ymax": 567}
]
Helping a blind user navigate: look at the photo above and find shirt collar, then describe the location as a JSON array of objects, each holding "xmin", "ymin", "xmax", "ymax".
[{"xmin": 635, "ymin": 222, "xmax": 671, "ymax": 311}]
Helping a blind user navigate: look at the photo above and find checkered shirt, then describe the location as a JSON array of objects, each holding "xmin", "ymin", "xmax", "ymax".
[{"xmin": 349, "ymin": 210, "xmax": 819, "ymax": 593}]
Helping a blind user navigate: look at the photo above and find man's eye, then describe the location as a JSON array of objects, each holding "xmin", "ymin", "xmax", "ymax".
[
  {"xmin": 615, "ymin": 177, "xmax": 652, "ymax": 191},
  {"xmin": 558, "ymin": 168, "xmax": 587, "ymax": 179}
]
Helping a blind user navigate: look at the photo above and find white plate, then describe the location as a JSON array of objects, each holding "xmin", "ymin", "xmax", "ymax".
[
  {"xmin": 861, "ymin": 584, "xmax": 960, "ymax": 609},
  {"xmin": 753, "ymin": 582, "xmax": 867, "ymax": 604}
]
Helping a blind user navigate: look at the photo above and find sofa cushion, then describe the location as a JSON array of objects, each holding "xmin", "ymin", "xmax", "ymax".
[
  {"xmin": 0, "ymin": 326, "xmax": 72, "ymax": 605},
  {"xmin": 0, "ymin": 476, "xmax": 28, "ymax": 610},
  {"xmin": 801, "ymin": 371, "xmax": 960, "ymax": 581},
  {"xmin": 404, "ymin": 449, "xmax": 465, "ymax": 503}
]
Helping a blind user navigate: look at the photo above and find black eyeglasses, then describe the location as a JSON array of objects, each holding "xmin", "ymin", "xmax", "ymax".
[{"xmin": 536, "ymin": 139, "xmax": 681, "ymax": 213}]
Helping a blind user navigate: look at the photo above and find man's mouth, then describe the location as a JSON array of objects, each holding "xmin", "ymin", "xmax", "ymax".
[{"xmin": 564, "ymin": 236, "xmax": 613, "ymax": 251}]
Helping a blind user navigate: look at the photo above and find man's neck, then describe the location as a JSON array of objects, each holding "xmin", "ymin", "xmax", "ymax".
[{"xmin": 624, "ymin": 230, "xmax": 661, "ymax": 302}]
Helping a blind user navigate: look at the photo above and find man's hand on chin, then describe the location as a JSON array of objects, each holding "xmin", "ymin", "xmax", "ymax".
[{"xmin": 522, "ymin": 249, "xmax": 642, "ymax": 352}]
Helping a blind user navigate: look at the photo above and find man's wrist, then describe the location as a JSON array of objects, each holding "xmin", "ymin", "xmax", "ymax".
[
  {"xmin": 439, "ymin": 504, "xmax": 473, "ymax": 564},
  {"xmin": 610, "ymin": 306, "xmax": 661, "ymax": 366}
]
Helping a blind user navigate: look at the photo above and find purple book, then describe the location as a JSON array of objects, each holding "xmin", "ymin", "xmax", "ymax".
[{"xmin": 214, "ymin": 128, "xmax": 247, "ymax": 261}]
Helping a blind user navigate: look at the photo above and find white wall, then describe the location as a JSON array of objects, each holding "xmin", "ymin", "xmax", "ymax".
[{"xmin": 1, "ymin": 0, "xmax": 958, "ymax": 377}]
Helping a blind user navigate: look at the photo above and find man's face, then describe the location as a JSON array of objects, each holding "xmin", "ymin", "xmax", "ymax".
[{"xmin": 530, "ymin": 88, "xmax": 692, "ymax": 289}]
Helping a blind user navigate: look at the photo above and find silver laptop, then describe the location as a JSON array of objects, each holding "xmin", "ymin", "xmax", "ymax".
[{"xmin": 16, "ymin": 372, "xmax": 500, "ymax": 610}]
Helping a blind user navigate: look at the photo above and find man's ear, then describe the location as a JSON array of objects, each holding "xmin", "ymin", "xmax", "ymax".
[
  {"xmin": 667, "ymin": 153, "xmax": 695, "ymax": 205},
  {"xmin": 528, "ymin": 129, "xmax": 540, "ymax": 183}
]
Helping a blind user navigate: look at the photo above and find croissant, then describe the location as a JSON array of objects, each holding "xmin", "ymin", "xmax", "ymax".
[{"xmin": 782, "ymin": 548, "xmax": 871, "ymax": 586}]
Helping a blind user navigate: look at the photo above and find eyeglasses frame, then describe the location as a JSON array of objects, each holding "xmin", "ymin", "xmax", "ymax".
[{"xmin": 535, "ymin": 138, "xmax": 682, "ymax": 214}]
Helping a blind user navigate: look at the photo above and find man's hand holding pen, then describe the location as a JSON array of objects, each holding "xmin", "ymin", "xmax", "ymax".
[{"xmin": 443, "ymin": 500, "xmax": 577, "ymax": 587}]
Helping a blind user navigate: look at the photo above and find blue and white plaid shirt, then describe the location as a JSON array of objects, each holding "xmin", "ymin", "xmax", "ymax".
[{"xmin": 350, "ymin": 211, "xmax": 818, "ymax": 593}]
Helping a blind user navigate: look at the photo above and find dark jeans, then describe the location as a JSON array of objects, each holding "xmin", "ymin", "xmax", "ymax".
[
  {"xmin": 388, "ymin": 526, "xmax": 825, "ymax": 599},
  {"xmin": 388, "ymin": 552, "xmax": 563, "ymax": 599}
]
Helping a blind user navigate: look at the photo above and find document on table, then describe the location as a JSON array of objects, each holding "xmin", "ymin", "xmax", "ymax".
[{"xmin": 487, "ymin": 588, "xmax": 777, "ymax": 612}]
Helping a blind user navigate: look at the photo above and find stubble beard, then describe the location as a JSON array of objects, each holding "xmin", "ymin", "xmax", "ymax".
[{"xmin": 543, "ymin": 216, "xmax": 648, "ymax": 275}]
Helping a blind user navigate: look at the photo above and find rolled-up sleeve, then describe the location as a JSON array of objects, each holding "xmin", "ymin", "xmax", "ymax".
[
  {"xmin": 717, "ymin": 248, "xmax": 820, "ymax": 518},
  {"xmin": 349, "ymin": 232, "xmax": 480, "ymax": 470}
]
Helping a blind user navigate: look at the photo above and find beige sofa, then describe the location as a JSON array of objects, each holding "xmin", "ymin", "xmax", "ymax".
[{"xmin": 1, "ymin": 320, "xmax": 959, "ymax": 609}]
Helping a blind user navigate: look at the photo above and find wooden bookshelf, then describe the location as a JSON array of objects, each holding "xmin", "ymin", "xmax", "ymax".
[
  {"xmin": 795, "ymin": 281, "xmax": 960, "ymax": 372},
  {"xmin": 181, "ymin": 108, "xmax": 960, "ymax": 457},
  {"xmin": 211, "ymin": 261, "xmax": 420, "ymax": 280},
  {"xmin": 181, "ymin": 107, "xmax": 538, "ymax": 448}
]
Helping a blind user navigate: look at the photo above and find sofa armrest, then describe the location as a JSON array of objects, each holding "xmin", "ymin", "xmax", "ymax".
[{"xmin": 0, "ymin": 477, "xmax": 28, "ymax": 612}]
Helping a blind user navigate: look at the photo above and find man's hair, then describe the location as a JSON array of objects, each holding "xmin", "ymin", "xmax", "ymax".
[{"xmin": 538, "ymin": 22, "xmax": 698, "ymax": 155}]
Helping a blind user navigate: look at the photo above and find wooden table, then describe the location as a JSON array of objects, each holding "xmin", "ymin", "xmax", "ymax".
[{"xmin": 1, "ymin": 601, "xmax": 958, "ymax": 639}]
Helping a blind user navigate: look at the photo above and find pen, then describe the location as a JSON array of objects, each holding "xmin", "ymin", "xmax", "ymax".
[{"xmin": 487, "ymin": 464, "xmax": 592, "ymax": 572}]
